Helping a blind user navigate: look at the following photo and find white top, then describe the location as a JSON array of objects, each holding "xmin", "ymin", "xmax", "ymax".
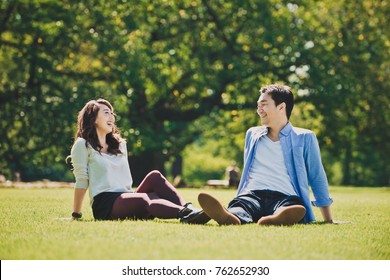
[
  {"xmin": 244, "ymin": 135, "xmax": 297, "ymax": 196},
  {"xmin": 70, "ymin": 137, "xmax": 133, "ymax": 204}
]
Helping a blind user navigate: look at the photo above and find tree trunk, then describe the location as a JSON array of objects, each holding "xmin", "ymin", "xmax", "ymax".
[
  {"xmin": 171, "ymin": 155, "xmax": 183, "ymax": 178},
  {"xmin": 342, "ymin": 146, "xmax": 352, "ymax": 185},
  {"xmin": 128, "ymin": 151, "xmax": 165, "ymax": 186}
]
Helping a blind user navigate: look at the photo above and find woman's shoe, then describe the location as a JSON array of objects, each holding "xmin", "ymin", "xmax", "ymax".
[{"xmin": 179, "ymin": 202, "xmax": 211, "ymax": 224}]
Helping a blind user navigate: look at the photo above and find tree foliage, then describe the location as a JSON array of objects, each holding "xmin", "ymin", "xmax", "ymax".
[{"xmin": 0, "ymin": 0, "xmax": 388, "ymax": 185}]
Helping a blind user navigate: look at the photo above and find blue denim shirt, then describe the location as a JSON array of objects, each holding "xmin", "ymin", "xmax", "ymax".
[{"xmin": 237, "ymin": 122, "xmax": 333, "ymax": 223}]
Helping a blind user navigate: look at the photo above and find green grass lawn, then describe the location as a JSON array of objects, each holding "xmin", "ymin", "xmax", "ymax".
[{"xmin": 0, "ymin": 186, "xmax": 389, "ymax": 260}]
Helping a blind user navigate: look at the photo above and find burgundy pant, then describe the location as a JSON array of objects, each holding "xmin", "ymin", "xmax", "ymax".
[{"xmin": 110, "ymin": 170, "xmax": 186, "ymax": 220}]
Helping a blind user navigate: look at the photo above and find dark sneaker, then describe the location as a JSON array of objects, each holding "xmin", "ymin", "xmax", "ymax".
[
  {"xmin": 179, "ymin": 202, "xmax": 211, "ymax": 224},
  {"xmin": 180, "ymin": 210, "xmax": 211, "ymax": 224},
  {"xmin": 257, "ymin": 205, "xmax": 306, "ymax": 226},
  {"xmin": 198, "ymin": 193, "xmax": 240, "ymax": 225}
]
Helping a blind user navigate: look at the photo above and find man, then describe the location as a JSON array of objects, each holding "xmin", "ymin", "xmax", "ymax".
[
  {"xmin": 198, "ymin": 84, "xmax": 333, "ymax": 225},
  {"xmin": 225, "ymin": 161, "xmax": 240, "ymax": 188}
]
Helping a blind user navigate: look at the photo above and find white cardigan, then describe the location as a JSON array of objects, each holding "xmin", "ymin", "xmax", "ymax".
[{"xmin": 70, "ymin": 137, "xmax": 133, "ymax": 204}]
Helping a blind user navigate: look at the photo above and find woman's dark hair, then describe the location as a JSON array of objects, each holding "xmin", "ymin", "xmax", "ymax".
[{"xmin": 75, "ymin": 98, "xmax": 122, "ymax": 155}]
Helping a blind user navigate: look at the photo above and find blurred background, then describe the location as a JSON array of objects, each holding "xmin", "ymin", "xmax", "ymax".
[{"xmin": 0, "ymin": 0, "xmax": 389, "ymax": 187}]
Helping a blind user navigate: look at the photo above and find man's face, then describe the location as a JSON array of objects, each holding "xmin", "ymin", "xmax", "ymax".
[{"xmin": 257, "ymin": 93, "xmax": 283, "ymax": 127}]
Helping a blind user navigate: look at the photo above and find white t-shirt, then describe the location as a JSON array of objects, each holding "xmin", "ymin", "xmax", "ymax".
[
  {"xmin": 244, "ymin": 135, "xmax": 297, "ymax": 196},
  {"xmin": 70, "ymin": 138, "xmax": 133, "ymax": 204}
]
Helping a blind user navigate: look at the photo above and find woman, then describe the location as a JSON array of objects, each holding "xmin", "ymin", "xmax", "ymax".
[{"xmin": 69, "ymin": 98, "xmax": 209, "ymax": 224}]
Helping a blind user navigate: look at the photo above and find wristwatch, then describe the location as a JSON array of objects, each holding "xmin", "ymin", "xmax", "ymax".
[{"xmin": 72, "ymin": 212, "xmax": 82, "ymax": 219}]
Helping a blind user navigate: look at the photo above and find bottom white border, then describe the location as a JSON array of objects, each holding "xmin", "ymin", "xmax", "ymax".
[{"xmin": 1, "ymin": 260, "xmax": 388, "ymax": 280}]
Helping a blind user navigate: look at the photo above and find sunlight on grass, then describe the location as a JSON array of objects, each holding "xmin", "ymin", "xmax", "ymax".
[{"xmin": 0, "ymin": 187, "xmax": 389, "ymax": 259}]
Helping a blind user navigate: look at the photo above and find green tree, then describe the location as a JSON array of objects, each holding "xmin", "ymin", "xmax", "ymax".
[
  {"xmin": 290, "ymin": 0, "xmax": 390, "ymax": 185},
  {"xmin": 1, "ymin": 0, "xmax": 388, "ymax": 186}
]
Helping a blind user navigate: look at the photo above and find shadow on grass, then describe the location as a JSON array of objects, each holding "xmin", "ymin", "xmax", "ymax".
[{"xmin": 54, "ymin": 217, "xmax": 352, "ymax": 227}]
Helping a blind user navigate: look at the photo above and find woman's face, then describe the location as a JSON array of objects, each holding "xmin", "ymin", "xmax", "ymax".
[{"xmin": 94, "ymin": 103, "xmax": 115, "ymax": 135}]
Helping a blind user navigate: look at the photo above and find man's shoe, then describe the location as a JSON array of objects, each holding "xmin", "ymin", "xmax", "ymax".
[
  {"xmin": 179, "ymin": 202, "xmax": 211, "ymax": 224},
  {"xmin": 257, "ymin": 205, "xmax": 306, "ymax": 226},
  {"xmin": 198, "ymin": 193, "xmax": 240, "ymax": 225}
]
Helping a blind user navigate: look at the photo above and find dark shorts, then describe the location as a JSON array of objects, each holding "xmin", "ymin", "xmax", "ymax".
[
  {"xmin": 92, "ymin": 192, "xmax": 124, "ymax": 220},
  {"xmin": 227, "ymin": 189, "xmax": 305, "ymax": 224}
]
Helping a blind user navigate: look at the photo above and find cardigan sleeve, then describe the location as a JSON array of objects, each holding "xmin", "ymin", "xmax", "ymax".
[
  {"xmin": 70, "ymin": 138, "xmax": 89, "ymax": 189},
  {"xmin": 304, "ymin": 132, "xmax": 333, "ymax": 207}
]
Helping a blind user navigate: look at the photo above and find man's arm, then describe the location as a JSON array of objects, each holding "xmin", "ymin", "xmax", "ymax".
[{"xmin": 319, "ymin": 205, "xmax": 333, "ymax": 223}]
